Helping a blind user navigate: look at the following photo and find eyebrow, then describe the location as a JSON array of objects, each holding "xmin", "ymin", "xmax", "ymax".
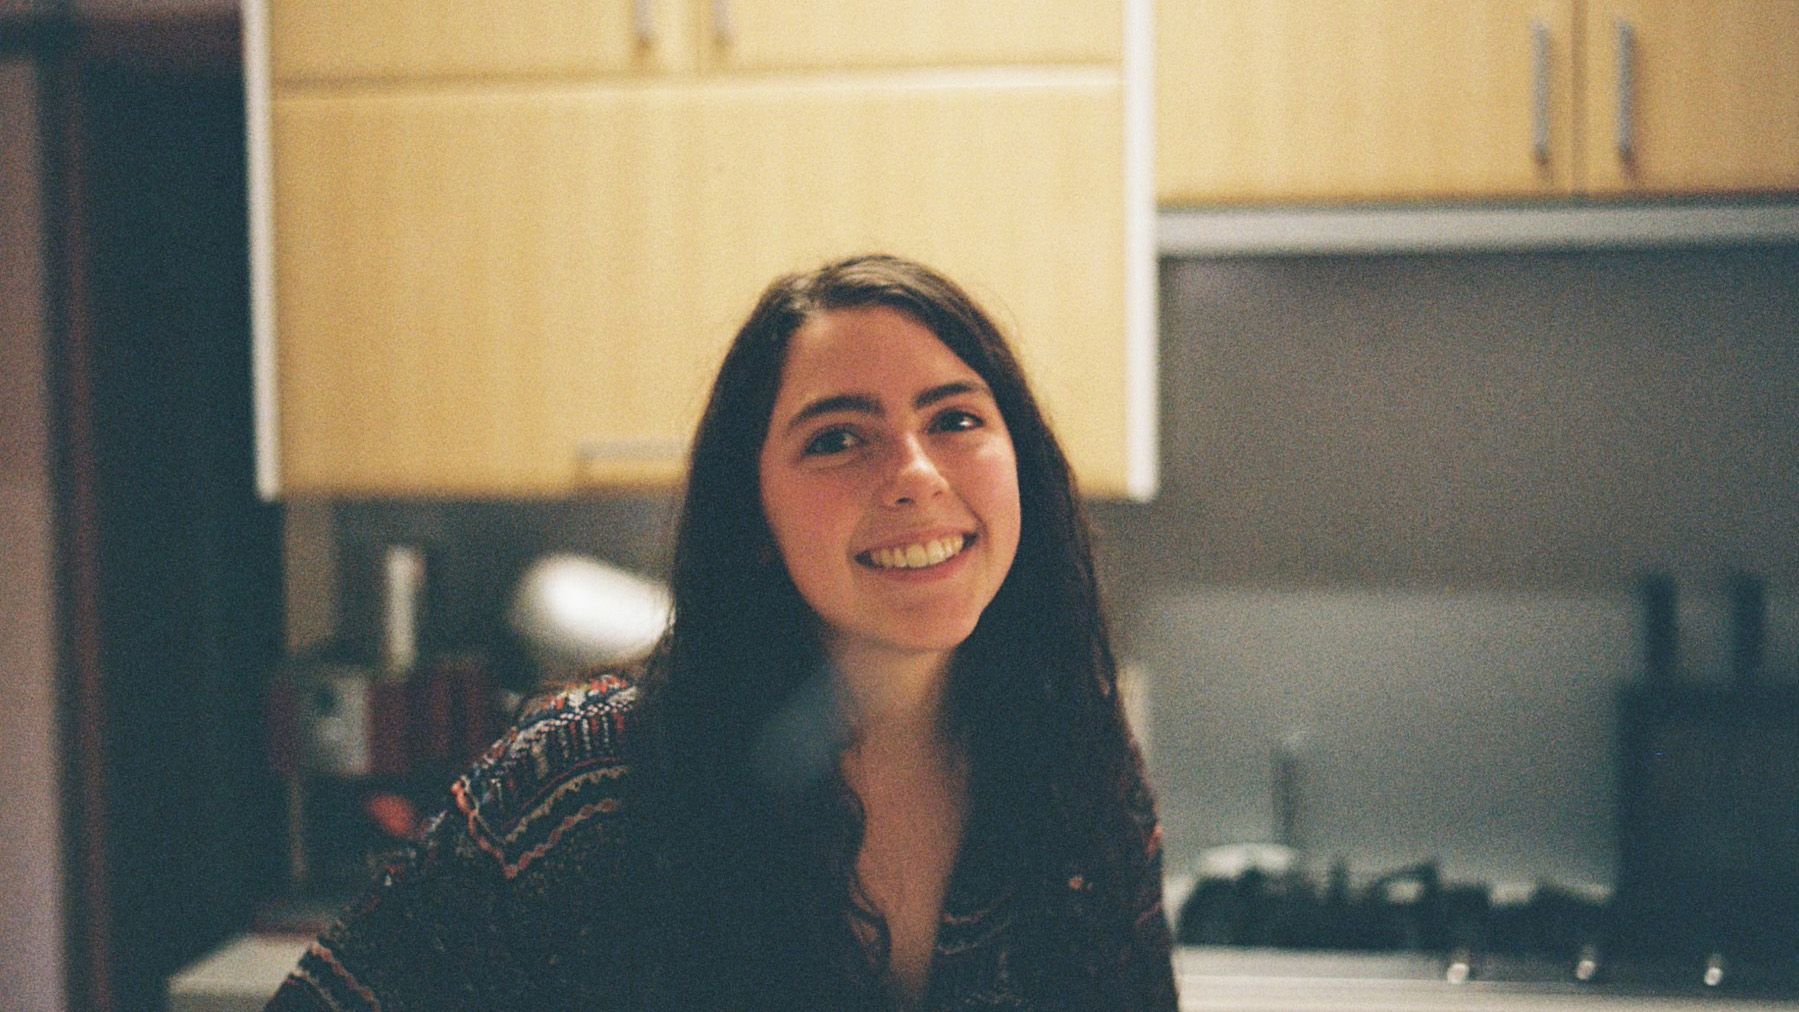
[{"xmin": 783, "ymin": 381, "xmax": 990, "ymax": 433}]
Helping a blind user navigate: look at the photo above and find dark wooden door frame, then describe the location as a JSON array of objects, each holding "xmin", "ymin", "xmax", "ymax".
[
  {"xmin": 34, "ymin": 17, "xmax": 113, "ymax": 1010},
  {"xmin": 16, "ymin": 9, "xmax": 245, "ymax": 1009}
]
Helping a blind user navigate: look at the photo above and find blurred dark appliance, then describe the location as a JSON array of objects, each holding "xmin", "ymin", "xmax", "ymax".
[
  {"xmin": 1613, "ymin": 572, "xmax": 1797, "ymax": 967},
  {"xmin": 1613, "ymin": 684, "xmax": 1799, "ymax": 966}
]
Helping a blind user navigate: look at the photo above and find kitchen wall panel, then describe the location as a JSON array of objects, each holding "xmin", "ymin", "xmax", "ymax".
[{"xmin": 1115, "ymin": 246, "xmax": 1799, "ymax": 591}]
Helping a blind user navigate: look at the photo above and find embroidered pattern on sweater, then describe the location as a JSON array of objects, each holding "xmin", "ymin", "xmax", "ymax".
[{"xmin": 453, "ymin": 676, "xmax": 637, "ymax": 878}]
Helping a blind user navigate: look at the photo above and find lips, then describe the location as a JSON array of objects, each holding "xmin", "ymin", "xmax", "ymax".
[{"xmin": 857, "ymin": 532, "xmax": 974, "ymax": 571}]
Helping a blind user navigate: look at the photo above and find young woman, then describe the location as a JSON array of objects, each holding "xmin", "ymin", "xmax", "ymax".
[{"xmin": 270, "ymin": 255, "xmax": 1176, "ymax": 1010}]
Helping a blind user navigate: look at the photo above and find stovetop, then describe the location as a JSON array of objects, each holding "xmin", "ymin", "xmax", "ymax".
[
  {"xmin": 1176, "ymin": 947, "xmax": 1799, "ymax": 1009},
  {"xmin": 1169, "ymin": 857, "xmax": 1799, "ymax": 1002}
]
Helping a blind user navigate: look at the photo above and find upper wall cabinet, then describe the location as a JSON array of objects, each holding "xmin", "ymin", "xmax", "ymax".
[
  {"xmin": 695, "ymin": 1, "xmax": 1124, "ymax": 71},
  {"xmin": 249, "ymin": 1, "xmax": 1157, "ymax": 500},
  {"xmin": 1579, "ymin": 0, "xmax": 1799, "ymax": 196},
  {"xmin": 269, "ymin": 1, "xmax": 698, "ymax": 81},
  {"xmin": 1157, "ymin": 0, "xmax": 1799, "ymax": 205},
  {"xmin": 1157, "ymin": 0, "xmax": 1577, "ymax": 205}
]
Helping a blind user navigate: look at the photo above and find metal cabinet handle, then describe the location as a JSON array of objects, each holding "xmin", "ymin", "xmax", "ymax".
[
  {"xmin": 712, "ymin": 0, "xmax": 734, "ymax": 45},
  {"xmin": 1531, "ymin": 19, "xmax": 1551, "ymax": 164},
  {"xmin": 633, "ymin": 0, "xmax": 655, "ymax": 46},
  {"xmin": 1616, "ymin": 18, "xmax": 1637, "ymax": 163}
]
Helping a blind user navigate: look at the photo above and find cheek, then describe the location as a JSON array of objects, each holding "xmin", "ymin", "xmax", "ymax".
[
  {"xmin": 966, "ymin": 442, "xmax": 1022, "ymax": 555},
  {"xmin": 761, "ymin": 471, "xmax": 853, "ymax": 582}
]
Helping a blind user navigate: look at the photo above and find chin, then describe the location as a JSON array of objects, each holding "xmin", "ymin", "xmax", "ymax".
[{"xmin": 895, "ymin": 621, "xmax": 984, "ymax": 656}]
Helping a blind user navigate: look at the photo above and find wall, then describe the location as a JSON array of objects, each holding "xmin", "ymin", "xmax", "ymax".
[
  {"xmin": 0, "ymin": 56, "xmax": 68, "ymax": 1012},
  {"xmin": 1106, "ymin": 247, "xmax": 1799, "ymax": 591},
  {"xmin": 1126, "ymin": 586, "xmax": 1797, "ymax": 893},
  {"xmin": 1092, "ymin": 246, "xmax": 1799, "ymax": 891},
  {"xmin": 312, "ymin": 242, "xmax": 1799, "ymax": 899}
]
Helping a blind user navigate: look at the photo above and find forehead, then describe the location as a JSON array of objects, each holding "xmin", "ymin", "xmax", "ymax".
[{"xmin": 774, "ymin": 306, "xmax": 980, "ymax": 406}]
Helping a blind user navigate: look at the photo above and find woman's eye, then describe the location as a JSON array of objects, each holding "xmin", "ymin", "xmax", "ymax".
[
  {"xmin": 931, "ymin": 409, "xmax": 983, "ymax": 433},
  {"xmin": 802, "ymin": 427, "xmax": 863, "ymax": 457}
]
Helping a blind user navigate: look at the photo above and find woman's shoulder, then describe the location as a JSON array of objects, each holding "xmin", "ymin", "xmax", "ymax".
[
  {"xmin": 270, "ymin": 675, "xmax": 652, "ymax": 1009},
  {"xmin": 451, "ymin": 671, "xmax": 645, "ymax": 879}
]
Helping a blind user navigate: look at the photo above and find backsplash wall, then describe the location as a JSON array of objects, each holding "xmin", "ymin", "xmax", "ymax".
[
  {"xmin": 1126, "ymin": 586, "xmax": 1798, "ymax": 892},
  {"xmin": 1096, "ymin": 245, "xmax": 1799, "ymax": 593},
  {"xmin": 302, "ymin": 242, "xmax": 1799, "ymax": 890}
]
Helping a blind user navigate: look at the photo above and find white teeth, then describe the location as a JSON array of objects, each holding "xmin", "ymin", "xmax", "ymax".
[{"xmin": 868, "ymin": 535, "xmax": 966, "ymax": 570}]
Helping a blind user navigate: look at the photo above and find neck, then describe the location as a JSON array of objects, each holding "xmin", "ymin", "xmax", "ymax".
[{"xmin": 828, "ymin": 641, "xmax": 955, "ymax": 760}]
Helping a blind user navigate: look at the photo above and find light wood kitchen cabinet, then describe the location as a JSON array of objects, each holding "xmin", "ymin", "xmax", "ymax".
[
  {"xmin": 696, "ymin": 0, "xmax": 1123, "ymax": 71},
  {"xmin": 270, "ymin": 77, "xmax": 1129, "ymax": 495},
  {"xmin": 268, "ymin": 0, "xmax": 697, "ymax": 83},
  {"xmin": 250, "ymin": 1, "xmax": 1156, "ymax": 499},
  {"xmin": 1157, "ymin": 0, "xmax": 1578, "ymax": 205},
  {"xmin": 1157, "ymin": 0, "xmax": 1799, "ymax": 206},
  {"xmin": 271, "ymin": 0, "xmax": 1126, "ymax": 83},
  {"xmin": 1579, "ymin": 0, "xmax": 1799, "ymax": 197}
]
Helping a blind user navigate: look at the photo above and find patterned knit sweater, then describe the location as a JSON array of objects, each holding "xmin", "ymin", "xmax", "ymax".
[{"xmin": 267, "ymin": 674, "xmax": 1177, "ymax": 1010}]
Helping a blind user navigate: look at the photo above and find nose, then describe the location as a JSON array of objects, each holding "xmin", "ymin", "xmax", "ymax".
[{"xmin": 882, "ymin": 434, "xmax": 947, "ymax": 508}]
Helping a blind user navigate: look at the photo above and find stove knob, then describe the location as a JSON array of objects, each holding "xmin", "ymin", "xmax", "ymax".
[
  {"xmin": 1573, "ymin": 943, "xmax": 1601, "ymax": 983},
  {"xmin": 1703, "ymin": 952, "xmax": 1727, "ymax": 988},
  {"xmin": 1445, "ymin": 947, "xmax": 1475, "ymax": 985}
]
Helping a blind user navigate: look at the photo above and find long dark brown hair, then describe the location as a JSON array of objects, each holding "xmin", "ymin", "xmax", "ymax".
[{"xmin": 632, "ymin": 254, "xmax": 1148, "ymax": 1007}]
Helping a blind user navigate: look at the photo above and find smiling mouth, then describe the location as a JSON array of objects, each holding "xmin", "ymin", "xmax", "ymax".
[{"xmin": 857, "ymin": 533, "xmax": 974, "ymax": 571}]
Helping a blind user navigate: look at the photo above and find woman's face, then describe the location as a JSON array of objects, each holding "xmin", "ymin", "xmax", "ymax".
[{"xmin": 758, "ymin": 306, "xmax": 1022, "ymax": 668}]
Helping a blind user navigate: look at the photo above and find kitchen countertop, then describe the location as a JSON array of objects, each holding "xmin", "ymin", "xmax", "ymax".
[
  {"xmin": 1177, "ymin": 947, "xmax": 1799, "ymax": 1011},
  {"xmin": 167, "ymin": 934, "xmax": 307, "ymax": 1012}
]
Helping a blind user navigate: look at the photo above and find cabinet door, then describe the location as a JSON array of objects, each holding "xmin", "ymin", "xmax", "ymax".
[
  {"xmin": 1580, "ymin": 0, "xmax": 1799, "ymax": 196},
  {"xmin": 268, "ymin": 0, "xmax": 695, "ymax": 84},
  {"xmin": 699, "ymin": 0, "xmax": 1123, "ymax": 71},
  {"xmin": 270, "ymin": 75, "xmax": 1146, "ymax": 497},
  {"xmin": 271, "ymin": 88, "xmax": 720, "ymax": 494},
  {"xmin": 1157, "ymin": 0, "xmax": 1576, "ymax": 204},
  {"xmin": 680, "ymin": 73, "xmax": 1140, "ymax": 496}
]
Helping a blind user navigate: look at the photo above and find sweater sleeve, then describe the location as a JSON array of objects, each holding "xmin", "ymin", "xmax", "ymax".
[
  {"xmin": 266, "ymin": 676, "xmax": 641, "ymax": 1011},
  {"xmin": 265, "ymin": 800, "xmax": 512, "ymax": 1011}
]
